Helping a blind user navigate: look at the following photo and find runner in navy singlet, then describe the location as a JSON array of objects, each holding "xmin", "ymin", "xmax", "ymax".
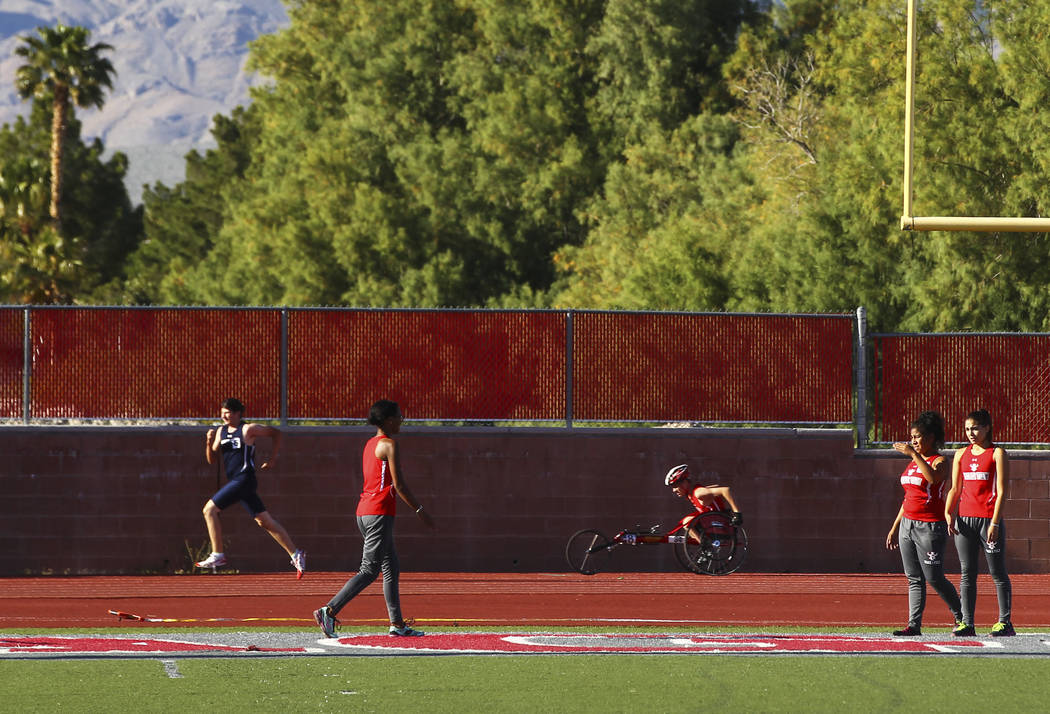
[{"xmin": 196, "ymin": 398, "xmax": 306, "ymax": 578}]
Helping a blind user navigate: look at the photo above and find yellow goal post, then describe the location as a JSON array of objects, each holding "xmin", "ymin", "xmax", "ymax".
[{"xmin": 900, "ymin": 0, "xmax": 1050, "ymax": 232}]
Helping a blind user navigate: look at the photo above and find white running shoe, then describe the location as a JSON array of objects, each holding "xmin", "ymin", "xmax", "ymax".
[
  {"xmin": 291, "ymin": 550, "xmax": 306, "ymax": 579},
  {"xmin": 195, "ymin": 553, "xmax": 227, "ymax": 569}
]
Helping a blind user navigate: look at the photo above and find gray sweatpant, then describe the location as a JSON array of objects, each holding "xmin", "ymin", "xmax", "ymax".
[
  {"xmin": 955, "ymin": 516, "xmax": 1012, "ymax": 625},
  {"xmin": 899, "ymin": 517, "xmax": 962, "ymax": 630},
  {"xmin": 327, "ymin": 514, "xmax": 402, "ymax": 624}
]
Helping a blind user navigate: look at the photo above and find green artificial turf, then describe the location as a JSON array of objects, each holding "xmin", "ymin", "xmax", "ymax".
[{"xmin": 3, "ymin": 655, "xmax": 1049, "ymax": 713}]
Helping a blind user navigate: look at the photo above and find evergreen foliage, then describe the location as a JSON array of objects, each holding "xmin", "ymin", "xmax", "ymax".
[
  {"xmin": 10, "ymin": 2, "xmax": 1050, "ymax": 331},
  {"xmin": 2, "ymin": 25, "xmax": 140, "ymax": 304},
  {"xmin": 0, "ymin": 102, "xmax": 141, "ymax": 303}
]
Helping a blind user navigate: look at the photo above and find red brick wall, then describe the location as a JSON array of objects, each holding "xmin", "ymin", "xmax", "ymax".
[{"xmin": 2, "ymin": 426, "xmax": 1048, "ymax": 575}]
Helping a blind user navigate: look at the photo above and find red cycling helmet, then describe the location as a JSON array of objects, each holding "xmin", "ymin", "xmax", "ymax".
[{"xmin": 664, "ymin": 464, "xmax": 690, "ymax": 487}]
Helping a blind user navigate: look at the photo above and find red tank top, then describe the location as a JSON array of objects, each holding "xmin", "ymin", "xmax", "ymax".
[
  {"xmin": 688, "ymin": 487, "xmax": 728, "ymax": 514},
  {"xmin": 958, "ymin": 445, "xmax": 998, "ymax": 519},
  {"xmin": 900, "ymin": 454, "xmax": 947, "ymax": 522},
  {"xmin": 357, "ymin": 434, "xmax": 396, "ymax": 516}
]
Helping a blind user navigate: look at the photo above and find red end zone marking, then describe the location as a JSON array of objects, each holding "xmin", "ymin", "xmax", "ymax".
[
  {"xmin": 332, "ymin": 633, "xmax": 998, "ymax": 654},
  {"xmin": 0, "ymin": 637, "xmax": 303, "ymax": 654}
]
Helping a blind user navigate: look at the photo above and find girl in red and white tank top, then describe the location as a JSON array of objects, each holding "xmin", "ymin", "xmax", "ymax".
[
  {"xmin": 954, "ymin": 443, "xmax": 998, "ymax": 518},
  {"xmin": 899, "ymin": 452, "xmax": 949, "ymax": 522},
  {"xmin": 885, "ymin": 410, "xmax": 962, "ymax": 636},
  {"xmin": 945, "ymin": 409, "xmax": 1013, "ymax": 636}
]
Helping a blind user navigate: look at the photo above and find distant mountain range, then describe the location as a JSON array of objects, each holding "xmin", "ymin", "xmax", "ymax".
[{"xmin": 0, "ymin": 0, "xmax": 290, "ymax": 203}]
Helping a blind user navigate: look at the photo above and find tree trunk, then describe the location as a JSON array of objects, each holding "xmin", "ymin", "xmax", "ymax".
[{"xmin": 49, "ymin": 84, "xmax": 68, "ymax": 235}]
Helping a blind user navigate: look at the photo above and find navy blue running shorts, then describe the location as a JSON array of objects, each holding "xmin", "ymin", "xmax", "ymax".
[{"xmin": 211, "ymin": 475, "xmax": 267, "ymax": 517}]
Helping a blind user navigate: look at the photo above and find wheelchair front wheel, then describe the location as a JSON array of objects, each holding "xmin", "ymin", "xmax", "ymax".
[{"xmin": 565, "ymin": 529, "xmax": 614, "ymax": 575}]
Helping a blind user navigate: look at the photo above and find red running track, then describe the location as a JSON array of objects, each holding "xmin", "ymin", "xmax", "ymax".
[{"xmin": 3, "ymin": 573, "xmax": 1048, "ymax": 629}]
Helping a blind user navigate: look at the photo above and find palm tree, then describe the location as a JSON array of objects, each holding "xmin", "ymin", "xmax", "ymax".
[{"xmin": 14, "ymin": 24, "xmax": 115, "ymax": 234}]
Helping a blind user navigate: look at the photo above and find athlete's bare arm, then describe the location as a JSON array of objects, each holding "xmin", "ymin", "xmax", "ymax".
[
  {"xmin": 205, "ymin": 428, "xmax": 218, "ymax": 464},
  {"xmin": 988, "ymin": 447, "xmax": 1009, "ymax": 545},
  {"xmin": 692, "ymin": 484, "xmax": 741, "ymax": 513},
  {"xmin": 945, "ymin": 448, "xmax": 966, "ymax": 535},
  {"xmin": 243, "ymin": 423, "xmax": 281, "ymax": 470},
  {"xmin": 707, "ymin": 485, "xmax": 741, "ymax": 513},
  {"xmin": 886, "ymin": 504, "xmax": 905, "ymax": 550},
  {"xmin": 377, "ymin": 437, "xmax": 435, "ymax": 529},
  {"xmin": 893, "ymin": 441, "xmax": 947, "ymax": 484}
]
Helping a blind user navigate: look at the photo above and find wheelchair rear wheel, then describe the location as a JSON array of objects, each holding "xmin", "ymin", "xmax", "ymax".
[{"xmin": 677, "ymin": 512, "xmax": 748, "ymax": 576}]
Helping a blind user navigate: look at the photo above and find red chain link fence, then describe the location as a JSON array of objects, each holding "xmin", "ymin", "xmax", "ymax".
[
  {"xmin": 571, "ymin": 311, "xmax": 853, "ymax": 423},
  {"xmin": 0, "ymin": 307, "xmax": 21, "ymax": 419},
  {"xmin": 873, "ymin": 333, "xmax": 1050, "ymax": 444},
  {"xmin": 12, "ymin": 307, "xmax": 281, "ymax": 420},
  {"xmin": 288, "ymin": 309, "xmax": 566, "ymax": 421},
  {"xmin": 1, "ymin": 307, "xmax": 854, "ymax": 426},
  {"xmin": 5, "ymin": 307, "xmax": 1050, "ymax": 442}
]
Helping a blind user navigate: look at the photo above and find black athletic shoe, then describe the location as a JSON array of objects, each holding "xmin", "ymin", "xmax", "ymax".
[
  {"xmin": 990, "ymin": 621, "xmax": 1015, "ymax": 637},
  {"xmin": 892, "ymin": 626, "xmax": 922, "ymax": 636},
  {"xmin": 952, "ymin": 622, "xmax": 976, "ymax": 637}
]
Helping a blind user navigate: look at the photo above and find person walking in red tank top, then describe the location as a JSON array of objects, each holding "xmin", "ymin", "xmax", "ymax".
[
  {"xmin": 885, "ymin": 411, "xmax": 963, "ymax": 636},
  {"xmin": 945, "ymin": 409, "xmax": 1014, "ymax": 637},
  {"xmin": 313, "ymin": 399, "xmax": 434, "ymax": 638}
]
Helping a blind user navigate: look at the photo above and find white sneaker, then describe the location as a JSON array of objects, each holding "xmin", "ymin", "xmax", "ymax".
[
  {"xmin": 291, "ymin": 550, "xmax": 306, "ymax": 579},
  {"xmin": 195, "ymin": 553, "xmax": 227, "ymax": 569}
]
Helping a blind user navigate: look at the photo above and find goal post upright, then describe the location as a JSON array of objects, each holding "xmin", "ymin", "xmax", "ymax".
[{"xmin": 901, "ymin": 0, "xmax": 917, "ymax": 228}]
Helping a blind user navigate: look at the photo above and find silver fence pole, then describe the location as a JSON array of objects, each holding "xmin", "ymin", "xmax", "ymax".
[
  {"xmin": 855, "ymin": 306, "xmax": 868, "ymax": 448},
  {"xmin": 566, "ymin": 310, "xmax": 574, "ymax": 429},
  {"xmin": 22, "ymin": 307, "xmax": 31, "ymax": 424}
]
